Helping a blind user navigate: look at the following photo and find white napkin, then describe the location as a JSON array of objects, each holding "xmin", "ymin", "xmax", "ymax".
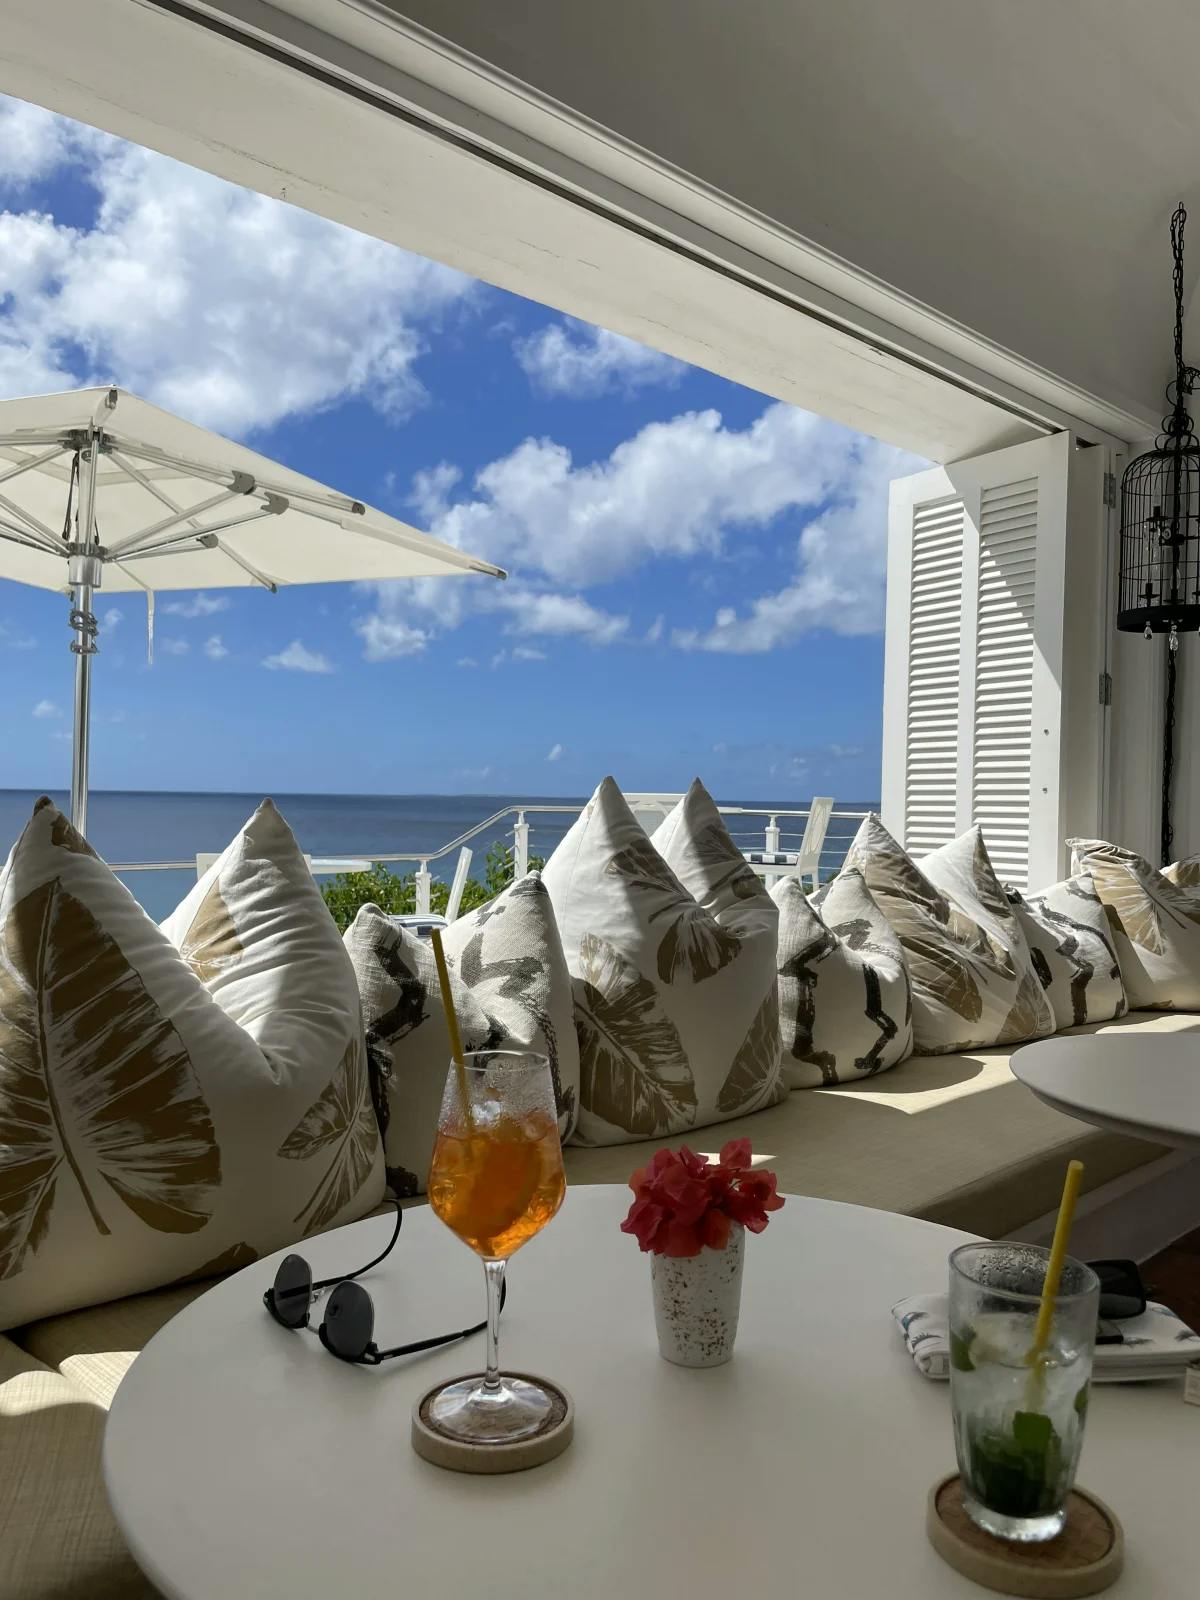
[{"xmin": 892, "ymin": 1294, "xmax": 1200, "ymax": 1381}]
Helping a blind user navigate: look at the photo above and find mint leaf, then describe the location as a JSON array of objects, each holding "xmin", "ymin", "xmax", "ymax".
[
  {"xmin": 1012, "ymin": 1410, "xmax": 1054, "ymax": 1453},
  {"xmin": 950, "ymin": 1329, "xmax": 976, "ymax": 1372}
]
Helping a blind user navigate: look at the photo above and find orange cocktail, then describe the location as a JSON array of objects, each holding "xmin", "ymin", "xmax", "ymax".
[
  {"xmin": 429, "ymin": 1113, "xmax": 565, "ymax": 1259},
  {"xmin": 424, "ymin": 1050, "xmax": 567, "ymax": 1446}
]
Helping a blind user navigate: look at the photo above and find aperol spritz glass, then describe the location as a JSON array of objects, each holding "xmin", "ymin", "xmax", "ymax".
[{"xmin": 426, "ymin": 1050, "xmax": 566, "ymax": 1443}]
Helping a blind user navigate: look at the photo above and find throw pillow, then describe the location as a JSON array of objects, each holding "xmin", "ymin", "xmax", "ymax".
[
  {"xmin": 542, "ymin": 778, "xmax": 783, "ymax": 1146},
  {"xmin": 344, "ymin": 871, "xmax": 579, "ymax": 1196},
  {"xmin": 772, "ymin": 868, "xmax": 913, "ymax": 1087},
  {"xmin": 840, "ymin": 815, "xmax": 1054, "ymax": 1054},
  {"xmin": 1067, "ymin": 838, "xmax": 1200, "ymax": 1010},
  {"xmin": 0, "ymin": 799, "xmax": 381, "ymax": 1329},
  {"xmin": 1006, "ymin": 874, "xmax": 1127, "ymax": 1029}
]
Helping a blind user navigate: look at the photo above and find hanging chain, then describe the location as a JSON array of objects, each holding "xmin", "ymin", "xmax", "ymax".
[{"xmin": 1165, "ymin": 204, "xmax": 1200, "ymax": 443}]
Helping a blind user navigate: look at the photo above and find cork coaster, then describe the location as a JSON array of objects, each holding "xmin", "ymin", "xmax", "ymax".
[
  {"xmin": 927, "ymin": 1475, "xmax": 1123, "ymax": 1597},
  {"xmin": 411, "ymin": 1374, "xmax": 574, "ymax": 1475}
]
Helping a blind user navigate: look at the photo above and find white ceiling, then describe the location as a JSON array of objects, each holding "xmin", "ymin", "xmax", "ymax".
[{"xmin": 387, "ymin": 0, "xmax": 1200, "ymax": 431}]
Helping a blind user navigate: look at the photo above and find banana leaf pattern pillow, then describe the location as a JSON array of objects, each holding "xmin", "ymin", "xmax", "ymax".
[
  {"xmin": 543, "ymin": 778, "xmax": 783, "ymax": 1147},
  {"xmin": 345, "ymin": 872, "xmax": 579, "ymax": 1196},
  {"xmin": 1068, "ymin": 839, "xmax": 1200, "ymax": 1010},
  {"xmin": 1007, "ymin": 874, "xmax": 1127, "ymax": 1029},
  {"xmin": 772, "ymin": 868, "xmax": 913, "ymax": 1088},
  {"xmin": 0, "ymin": 799, "xmax": 381, "ymax": 1330},
  {"xmin": 841, "ymin": 816, "xmax": 1053, "ymax": 1054}
]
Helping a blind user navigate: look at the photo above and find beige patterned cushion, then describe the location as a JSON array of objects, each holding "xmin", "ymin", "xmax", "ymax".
[
  {"xmin": 543, "ymin": 778, "xmax": 783, "ymax": 1146},
  {"xmin": 345, "ymin": 871, "xmax": 579, "ymax": 1196},
  {"xmin": 842, "ymin": 815, "xmax": 1053, "ymax": 1054},
  {"xmin": 1008, "ymin": 873, "xmax": 1127, "ymax": 1029},
  {"xmin": 0, "ymin": 799, "xmax": 382, "ymax": 1330},
  {"xmin": 1068, "ymin": 838, "xmax": 1200, "ymax": 1009},
  {"xmin": 772, "ymin": 868, "xmax": 913, "ymax": 1087},
  {"xmin": 0, "ymin": 1334, "xmax": 158, "ymax": 1597}
]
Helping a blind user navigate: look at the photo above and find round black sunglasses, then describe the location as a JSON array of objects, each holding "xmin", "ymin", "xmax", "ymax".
[{"xmin": 262, "ymin": 1202, "xmax": 503, "ymax": 1365}]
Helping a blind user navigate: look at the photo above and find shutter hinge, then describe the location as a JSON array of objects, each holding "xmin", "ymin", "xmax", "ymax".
[
  {"xmin": 1103, "ymin": 470, "xmax": 1117, "ymax": 509},
  {"xmin": 1099, "ymin": 670, "xmax": 1113, "ymax": 706}
]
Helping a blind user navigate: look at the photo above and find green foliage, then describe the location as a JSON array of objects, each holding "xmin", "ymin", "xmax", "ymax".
[{"xmin": 321, "ymin": 837, "xmax": 546, "ymax": 932}]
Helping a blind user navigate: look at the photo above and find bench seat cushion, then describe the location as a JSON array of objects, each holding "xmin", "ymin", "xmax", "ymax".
[
  {"xmin": 562, "ymin": 1010, "xmax": 1192, "ymax": 1236},
  {"xmin": 0, "ymin": 1334, "xmax": 159, "ymax": 1599}
]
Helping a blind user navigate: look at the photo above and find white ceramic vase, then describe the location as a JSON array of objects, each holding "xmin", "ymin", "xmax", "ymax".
[{"xmin": 650, "ymin": 1224, "xmax": 745, "ymax": 1367}]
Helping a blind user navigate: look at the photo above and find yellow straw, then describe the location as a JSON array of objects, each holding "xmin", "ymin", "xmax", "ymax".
[
  {"xmin": 1027, "ymin": 1159, "xmax": 1084, "ymax": 1372},
  {"xmin": 429, "ymin": 928, "xmax": 474, "ymax": 1132}
]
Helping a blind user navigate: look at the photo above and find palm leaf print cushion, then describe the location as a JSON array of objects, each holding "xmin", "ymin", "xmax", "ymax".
[
  {"xmin": 1007, "ymin": 873, "xmax": 1127, "ymax": 1029},
  {"xmin": 344, "ymin": 871, "xmax": 579, "ymax": 1196},
  {"xmin": 542, "ymin": 778, "xmax": 783, "ymax": 1146},
  {"xmin": 772, "ymin": 867, "xmax": 914, "ymax": 1087},
  {"xmin": 0, "ymin": 799, "xmax": 381, "ymax": 1329},
  {"xmin": 1068, "ymin": 838, "xmax": 1200, "ymax": 1009},
  {"xmin": 841, "ymin": 815, "xmax": 1053, "ymax": 1054}
]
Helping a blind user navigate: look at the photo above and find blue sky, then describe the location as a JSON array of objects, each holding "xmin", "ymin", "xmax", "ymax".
[{"xmin": 0, "ymin": 95, "xmax": 925, "ymax": 802}]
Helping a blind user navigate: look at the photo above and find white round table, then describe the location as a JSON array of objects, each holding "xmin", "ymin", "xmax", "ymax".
[
  {"xmin": 1014, "ymin": 1035, "xmax": 1200, "ymax": 1149},
  {"xmin": 104, "ymin": 1187, "xmax": 1195, "ymax": 1598}
]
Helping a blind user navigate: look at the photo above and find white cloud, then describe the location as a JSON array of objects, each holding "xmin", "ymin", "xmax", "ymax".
[
  {"xmin": 645, "ymin": 614, "xmax": 664, "ymax": 644},
  {"xmin": 160, "ymin": 636, "xmax": 189, "ymax": 656},
  {"xmin": 456, "ymin": 656, "xmax": 478, "ymax": 669},
  {"xmin": 354, "ymin": 404, "xmax": 925, "ymax": 660},
  {"xmin": 672, "ymin": 433, "xmax": 923, "ymax": 651},
  {"xmin": 498, "ymin": 590, "xmax": 628, "ymax": 645},
  {"xmin": 510, "ymin": 644, "xmax": 547, "ymax": 661},
  {"xmin": 32, "ymin": 698, "xmax": 59, "ymax": 718},
  {"xmin": 354, "ymin": 613, "xmax": 429, "ymax": 662},
  {"xmin": 410, "ymin": 404, "xmax": 920, "ymax": 601},
  {"xmin": 0, "ymin": 94, "xmax": 474, "ymax": 435},
  {"xmin": 0, "ymin": 100, "xmax": 73, "ymax": 188},
  {"xmin": 515, "ymin": 319, "xmax": 685, "ymax": 399},
  {"xmin": 546, "ymin": 742, "xmax": 564, "ymax": 762},
  {"xmin": 262, "ymin": 639, "xmax": 334, "ymax": 674},
  {"xmin": 102, "ymin": 606, "xmax": 123, "ymax": 630},
  {"xmin": 203, "ymin": 634, "xmax": 229, "ymax": 660},
  {"xmin": 163, "ymin": 593, "xmax": 228, "ymax": 619}
]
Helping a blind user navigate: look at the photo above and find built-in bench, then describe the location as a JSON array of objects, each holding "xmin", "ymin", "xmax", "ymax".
[{"xmin": 4, "ymin": 1009, "xmax": 1198, "ymax": 1599}]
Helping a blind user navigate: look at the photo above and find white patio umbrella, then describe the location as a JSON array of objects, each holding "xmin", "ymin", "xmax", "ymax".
[{"xmin": 0, "ymin": 386, "xmax": 504, "ymax": 834}]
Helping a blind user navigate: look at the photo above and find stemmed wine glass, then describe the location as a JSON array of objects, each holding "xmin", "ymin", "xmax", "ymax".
[{"xmin": 426, "ymin": 1050, "xmax": 566, "ymax": 1443}]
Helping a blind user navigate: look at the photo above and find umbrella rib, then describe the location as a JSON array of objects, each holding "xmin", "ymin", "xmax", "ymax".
[
  {"xmin": 106, "ymin": 484, "xmax": 256, "ymax": 557},
  {"xmin": 0, "ymin": 488, "xmax": 58, "ymax": 544},
  {"xmin": 121, "ymin": 504, "xmax": 284, "ymax": 559},
  {"xmin": 212, "ymin": 538, "xmax": 278, "ymax": 592},
  {"xmin": 0, "ymin": 521, "xmax": 60, "ymax": 557},
  {"xmin": 115, "ymin": 438, "xmax": 364, "ymax": 516},
  {"xmin": 107, "ymin": 449, "xmax": 195, "ymax": 524},
  {"xmin": 0, "ymin": 444, "xmax": 67, "ymax": 489}
]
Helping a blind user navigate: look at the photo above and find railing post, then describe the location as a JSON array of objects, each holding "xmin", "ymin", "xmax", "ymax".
[
  {"xmin": 513, "ymin": 812, "xmax": 529, "ymax": 880},
  {"xmin": 763, "ymin": 814, "xmax": 781, "ymax": 890},
  {"xmin": 415, "ymin": 859, "xmax": 432, "ymax": 916}
]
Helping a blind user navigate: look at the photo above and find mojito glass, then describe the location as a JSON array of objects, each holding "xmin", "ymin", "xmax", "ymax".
[{"xmin": 948, "ymin": 1242, "xmax": 1100, "ymax": 1543}]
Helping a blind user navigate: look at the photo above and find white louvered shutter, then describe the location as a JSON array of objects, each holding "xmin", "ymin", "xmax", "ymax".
[{"xmin": 882, "ymin": 433, "xmax": 1104, "ymax": 891}]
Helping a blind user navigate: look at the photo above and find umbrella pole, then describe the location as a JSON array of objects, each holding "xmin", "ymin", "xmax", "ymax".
[{"xmin": 68, "ymin": 430, "xmax": 102, "ymax": 837}]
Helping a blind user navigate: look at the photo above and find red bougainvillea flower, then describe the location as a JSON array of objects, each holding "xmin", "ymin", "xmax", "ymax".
[{"xmin": 619, "ymin": 1142, "xmax": 784, "ymax": 1257}]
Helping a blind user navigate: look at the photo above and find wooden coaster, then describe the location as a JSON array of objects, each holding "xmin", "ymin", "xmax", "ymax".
[
  {"xmin": 411, "ymin": 1374, "xmax": 574, "ymax": 1475},
  {"xmin": 927, "ymin": 1475, "xmax": 1123, "ymax": 1597}
]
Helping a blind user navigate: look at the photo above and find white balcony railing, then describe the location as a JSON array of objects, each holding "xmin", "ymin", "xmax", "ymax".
[{"xmin": 107, "ymin": 802, "xmax": 871, "ymax": 915}]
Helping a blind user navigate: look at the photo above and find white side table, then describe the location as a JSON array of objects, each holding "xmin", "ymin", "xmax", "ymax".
[
  {"xmin": 1014, "ymin": 1035, "xmax": 1200, "ymax": 1150},
  {"xmin": 104, "ymin": 1188, "xmax": 1196, "ymax": 1598}
]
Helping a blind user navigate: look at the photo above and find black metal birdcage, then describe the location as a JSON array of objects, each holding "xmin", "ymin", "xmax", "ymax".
[
  {"xmin": 1118, "ymin": 444, "xmax": 1200, "ymax": 636},
  {"xmin": 1117, "ymin": 203, "xmax": 1200, "ymax": 864}
]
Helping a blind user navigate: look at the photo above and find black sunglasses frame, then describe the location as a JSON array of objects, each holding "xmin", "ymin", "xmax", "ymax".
[{"xmin": 262, "ymin": 1200, "xmax": 503, "ymax": 1365}]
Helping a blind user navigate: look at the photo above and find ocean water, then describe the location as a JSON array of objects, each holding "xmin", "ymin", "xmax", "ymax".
[{"xmin": 0, "ymin": 788, "xmax": 876, "ymax": 922}]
